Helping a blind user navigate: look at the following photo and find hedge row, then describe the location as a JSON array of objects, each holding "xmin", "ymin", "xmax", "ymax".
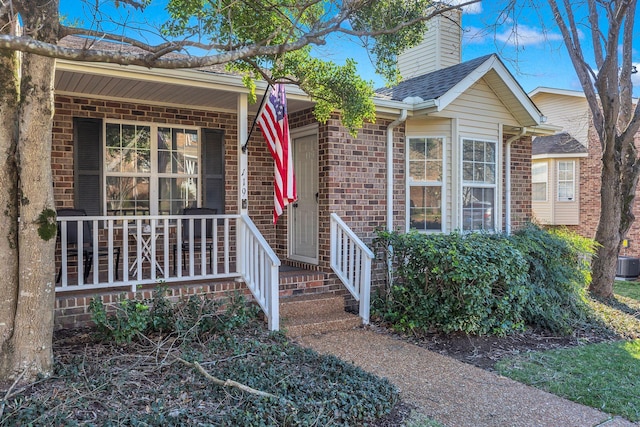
[{"xmin": 373, "ymin": 224, "xmax": 596, "ymax": 336}]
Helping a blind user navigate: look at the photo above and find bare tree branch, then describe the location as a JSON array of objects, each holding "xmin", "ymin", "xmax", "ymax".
[
  {"xmin": 587, "ymin": 0, "xmax": 604, "ymax": 68},
  {"xmin": 548, "ymin": 0, "xmax": 603, "ymax": 135},
  {"xmin": 1, "ymin": 0, "xmax": 480, "ymax": 73},
  {"xmin": 619, "ymin": 1, "xmax": 636, "ymax": 130}
]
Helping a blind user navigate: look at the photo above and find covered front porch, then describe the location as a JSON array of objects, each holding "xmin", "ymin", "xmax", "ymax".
[
  {"xmin": 51, "ymin": 55, "xmax": 392, "ymax": 334},
  {"xmin": 54, "ymin": 212, "xmax": 372, "ymax": 332}
]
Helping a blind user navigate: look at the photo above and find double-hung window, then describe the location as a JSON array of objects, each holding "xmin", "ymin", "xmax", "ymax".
[
  {"xmin": 532, "ymin": 162, "xmax": 548, "ymax": 202},
  {"xmin": 462, "ymin": 138, "xmax": 496, "ymax": 231},
  {"xmin": 105, "ymin": 123, "xmax": 199, "ymax": 216},
  {"xmin": 557, "ymin": 161, "xmax": 575, "ymax": 201},
  {"xmin": 408, "ymin": 137, "xmax": 443, "ymax": 232}
]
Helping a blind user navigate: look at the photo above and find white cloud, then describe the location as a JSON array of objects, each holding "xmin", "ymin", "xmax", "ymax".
[
  {"xmin": 444, "ymin": 0, "xmax": 483, "ymax": 14},
  {"xmin": 495, "ymin": 24, "xmax": 563, "ymax": 47}
]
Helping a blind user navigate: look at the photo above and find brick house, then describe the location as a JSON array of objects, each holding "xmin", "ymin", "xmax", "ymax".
[
  {"xmin": 530, "ymin": 87, "xmax": 640, "ymax": 260},
  {"xmin": 52, "ymin": 10, "xmax": 550, "ymax": 330}
]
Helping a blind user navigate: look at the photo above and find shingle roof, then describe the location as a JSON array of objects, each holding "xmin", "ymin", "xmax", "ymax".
[
  {"xmin": 532, "ymin": 132, "xmax": 587, "ymax": 155},
  {"xmin": 374, "ymin": 54, "xmax": 495, "ymax": 101}
]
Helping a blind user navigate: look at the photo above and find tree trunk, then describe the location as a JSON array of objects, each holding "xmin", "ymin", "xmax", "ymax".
[
  {"xmin": 0, "ymin": 0, "xmax": 59, "ymax": 382},
  {"xmin": 0, "ymin": 15, "xmax": 20, "ymax": 350},
  {"xmin": 590, "ymin": 153, "xmax": 624, "ymax": 298}
]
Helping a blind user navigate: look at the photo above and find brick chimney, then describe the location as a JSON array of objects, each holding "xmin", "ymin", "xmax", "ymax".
[{"xmin": 397, "ymin": 8, "xmax": 462, "ymax": 79}]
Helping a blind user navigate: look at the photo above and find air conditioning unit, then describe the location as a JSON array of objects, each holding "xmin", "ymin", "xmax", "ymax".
[{"xmin": 616, "ymin": 256, "xmax": 640, "ymax": 279}]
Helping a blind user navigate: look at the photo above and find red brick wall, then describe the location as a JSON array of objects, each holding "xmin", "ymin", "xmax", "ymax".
[
  {"xmin": 52, "ymin": 96, "xmax": 241, "ymax": 219},
  {"xmin": 319, "ymin": 115, "xmax": 404, "ymax": 266},
  {"xmin": 506, "ymin": 135, "xmax": 533, "ymax": 230},
  {"xmin": 573, "ymin": 125, "xmax": 602, "ymax": 240},
  {"xmin": 573, "ymin": 125, "xmax": 640, "ymax": 258}
]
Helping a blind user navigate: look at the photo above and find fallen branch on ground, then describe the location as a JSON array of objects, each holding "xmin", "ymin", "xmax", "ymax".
[{"xmin": 175, "ymin": 356, "xmax": 281, "ymax": 400}]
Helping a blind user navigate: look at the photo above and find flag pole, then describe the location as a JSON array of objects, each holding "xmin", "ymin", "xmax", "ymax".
[{"xmin": 242, "ymin": 84, "xmax": 272, "ymax": 153}]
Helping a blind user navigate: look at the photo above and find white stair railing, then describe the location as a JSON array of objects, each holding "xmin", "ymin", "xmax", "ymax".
[
  {"xmin": 330, "ymin": 213, "xmax": 374, "ymax": 324},
  {"xmin": 238, "ymin": 214, "xmax": 281, "ymax": 331}
]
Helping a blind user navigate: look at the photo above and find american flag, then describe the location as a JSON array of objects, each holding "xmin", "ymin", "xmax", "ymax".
[{"xmin": 257, "ymin": 84, "xmax": 297, "ymax": 224}]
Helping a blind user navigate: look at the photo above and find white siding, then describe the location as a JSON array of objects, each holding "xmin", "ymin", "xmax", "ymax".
[
  {"xmin": 435, "ymin": 78, "xmax": 519, "ymax": 138},
  {"xmin": 531, "ymin": 92, "xmax": 589, "ymax": 145},
  {"xmin": 553, "ymin": 159, "xmax": 580, "ymax": 225},
  {"xmin": 397, "ymin": 10, "xmax": 461, "ymax": 79},
  {"xmin": 532, "ymin": 160, "xmax": 553, "ymax": 224}
]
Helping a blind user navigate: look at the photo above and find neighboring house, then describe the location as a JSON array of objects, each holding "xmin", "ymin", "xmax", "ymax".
[
  {"xmin": 51, "ymin": 9, "xmax": 550, "ymax": 329},
  {"xmin": 529, "ymin": 87, "xmax": 640, "ymax": 259},
  {"xmin": 531, "ymin": 131, "xmax": 588, "ymax": 225}
]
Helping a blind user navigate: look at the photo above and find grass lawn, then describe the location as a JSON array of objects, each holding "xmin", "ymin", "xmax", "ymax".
[
  {"xmin": 497, "ymin": 285, "xmax": 640, "ymax": 422},
  {"xmin": 614, "ymin": 280, "xmax": 640, "ymax": 301},
  {"xmin": 497, "ymin": 339, "xmax": 640, "ymax": 421}
]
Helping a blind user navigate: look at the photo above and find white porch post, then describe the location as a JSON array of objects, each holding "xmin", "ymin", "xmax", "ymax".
[
  {"xmin": 238, "ymin": 93, "xmax": 248, "ymax": 274},
  {"xmin": 238, "ymin": 93, "xmax": 249, "ymax": 214}
]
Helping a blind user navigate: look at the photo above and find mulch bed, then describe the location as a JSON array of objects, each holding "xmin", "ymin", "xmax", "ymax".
[{"xmin": 368, "ymin": 322, "xmax": 616, "ymax": 371}]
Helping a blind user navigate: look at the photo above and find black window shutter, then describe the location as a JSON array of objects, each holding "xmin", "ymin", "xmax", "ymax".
[
  {"xmin": 74, "ymin": 118, "xmax": 103, "ymax": 216},
  {"xmin": 202, "ymin": 129, "xmax": 225, "ymax": 214}
]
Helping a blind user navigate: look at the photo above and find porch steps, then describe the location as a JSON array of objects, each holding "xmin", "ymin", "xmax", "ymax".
[{"xmin": 279, "ymin": 293, "xmax": 361, "ymax": 337}]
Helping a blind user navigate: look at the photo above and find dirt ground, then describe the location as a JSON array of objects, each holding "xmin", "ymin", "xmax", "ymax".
[{"xmin": 368, "ymin": 323, "xmax": 613, "ymax": 371}]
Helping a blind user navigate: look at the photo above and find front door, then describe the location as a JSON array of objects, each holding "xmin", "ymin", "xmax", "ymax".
[{"xmin": 290, "ymin": 133, "xmax": 318, "ymax": 263}]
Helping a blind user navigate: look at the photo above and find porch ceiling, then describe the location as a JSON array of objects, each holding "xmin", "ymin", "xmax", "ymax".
[{"xmin": 54, "ymin": 61, "xmax": 316, "ymax": 114}]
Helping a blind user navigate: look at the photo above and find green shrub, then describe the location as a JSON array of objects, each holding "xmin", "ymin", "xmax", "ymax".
[
  {"xmin": 89, "ymin": 288, "xmax": 259, "ymax": 344},
  {"xmin": 510, "ymin": 223, "xmax": 596, "ymax": 334},
  {"xmin": 373, "ymin": 230, "xmax": 529, "ymax": 336},
  {"xmin": 373, "ymin": 225, "xmax": 597, "ymax": 337}
]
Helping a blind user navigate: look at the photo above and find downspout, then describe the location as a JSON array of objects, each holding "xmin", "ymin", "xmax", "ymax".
[
  {"xmin": 387, "ymin": 109, "xmax": 408, "ymax": 232},
  {"xmin": 386, "ymin": 109, "xmax": 407, "ymax": 291},
  {"xmin": 505, "ymin": 127, "xmax": 528, "ymax": 235}
]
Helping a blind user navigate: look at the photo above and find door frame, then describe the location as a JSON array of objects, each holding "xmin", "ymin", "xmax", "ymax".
[{"xmin": 288, "ymin": 124, "xmax": 319, "ymax": 264}]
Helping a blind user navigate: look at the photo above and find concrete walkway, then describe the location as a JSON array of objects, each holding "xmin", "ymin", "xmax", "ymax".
[{"xmin": 296, "ymin": 328, "xmax": 637, "ymax": 427}]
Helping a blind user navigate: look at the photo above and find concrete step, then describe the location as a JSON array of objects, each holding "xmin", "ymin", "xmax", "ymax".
[
  {"xmin": 279, "ymin": 293, "xmax": 362, "ymax": 337},
  {"xmin": 279, "ymin": 293, "xmax": 345, "ymax": 318},
  {"xmin": 282, "ymin": 310, "xmax": 362, "ymax": 337}
]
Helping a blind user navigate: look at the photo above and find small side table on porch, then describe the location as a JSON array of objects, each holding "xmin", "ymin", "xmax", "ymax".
[{"xmin": 129, "ymin": 229, "xmax": 165, "ymax": 277}]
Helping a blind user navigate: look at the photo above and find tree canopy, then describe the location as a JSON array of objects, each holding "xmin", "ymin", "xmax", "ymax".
[{"xmin": 1, "ymin": 0, "xmax": 479, "ymax": 133}]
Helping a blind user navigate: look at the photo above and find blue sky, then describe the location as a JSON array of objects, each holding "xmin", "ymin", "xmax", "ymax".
[
  {"xmin": 315, "ymin": 1, "xmax": 640, "ymax": 96},
  {"xmin": 60, "ymin": 0, "xmax": 640, "ymax": 96}
]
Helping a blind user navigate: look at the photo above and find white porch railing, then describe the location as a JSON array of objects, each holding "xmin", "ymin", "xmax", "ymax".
[
  {"xmin": 329, "ymin": 213, "xmax": 374, "ymax": 324},
  {"xmin": 55, "ymin": 213, "xmax": 281, "ymax": 330},
  {"xmin": 237, "ymin": 214, "xmax": 280, "ymax": 331}
]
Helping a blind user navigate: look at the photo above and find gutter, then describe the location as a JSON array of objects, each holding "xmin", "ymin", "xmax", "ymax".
[
  {"xmin": 505, "ymin": 127, "xmax": 528, "ymax": 235},
  {"xmin": 387, "ymin": 109, "xmax": 408, "ymax": 231}
]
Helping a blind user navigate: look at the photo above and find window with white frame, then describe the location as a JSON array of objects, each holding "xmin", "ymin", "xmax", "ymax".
[
  {"xmin": 462, "ymin": 138, "xmax": 496, "ymax": 231},
  {"xmin": 73, "ymin": 117, "xmax": 226, "ymax": 217},
  {"xmin": 532, "ymin": 162, "xmax": 548, "ymax": 202},
  {"xmin": 105, "ymin": 123, "xmax": 199, "ymax": 216},
  {"xmin": 557, "ymin": 160, "xmax": 575, "ymax": 201},
  {"xmin": 408, "ymin": 137, "xmax": 443, "ymax": 231}
]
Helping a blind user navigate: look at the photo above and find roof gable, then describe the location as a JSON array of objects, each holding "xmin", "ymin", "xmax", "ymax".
[
  {"xmin": 375, "ymin": 54, "xmax": 543, "ymax": 127},
  {"xmin": 376, "ymin": 54, "xmax": 492, "ymax": 102}
]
